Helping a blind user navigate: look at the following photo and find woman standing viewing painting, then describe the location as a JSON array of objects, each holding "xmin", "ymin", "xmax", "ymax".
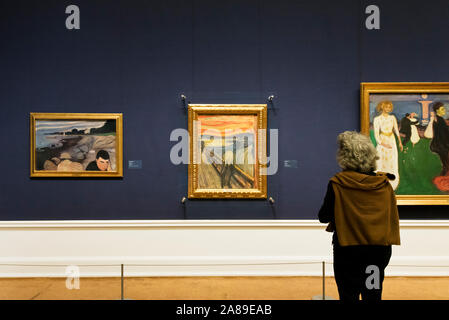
[
  {"xmin": 318, "ymin": 131, "xmax": 401, "ymax": 301},
  {"xmin": 373, "ymin": 101, "xmax": 403, "ymax": 190}
]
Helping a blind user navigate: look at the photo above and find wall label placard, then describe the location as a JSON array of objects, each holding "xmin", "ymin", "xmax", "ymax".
[
  {"xmin": 284, "ymin": 160, "xmax": 298, "ymax": 168},
  {"xmin": 128, "ymin": 160, "xmax": 142, "ymax": 169}
]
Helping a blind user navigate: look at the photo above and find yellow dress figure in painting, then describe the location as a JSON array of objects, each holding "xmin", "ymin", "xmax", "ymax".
[{"xmin": 373, "ymin": 101, "xmax": 403, "ymax": 190}]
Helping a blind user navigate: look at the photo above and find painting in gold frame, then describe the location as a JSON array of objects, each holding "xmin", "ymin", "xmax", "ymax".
[
  {"xmin": 188, "ymin": 104, "xmax": 267, "ymax": 199},
  {"xmin": 30, "ymin": 113, "xmax": 123, "ymax": 177},
  {"xmin": 361, "ymin": 82, "xmax": 449, "ymax": 205}
]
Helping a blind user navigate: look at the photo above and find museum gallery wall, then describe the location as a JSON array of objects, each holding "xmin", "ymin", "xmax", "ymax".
[{"xmin": 1, "ymin": 0, "xmax": 449, "ymax": 220}]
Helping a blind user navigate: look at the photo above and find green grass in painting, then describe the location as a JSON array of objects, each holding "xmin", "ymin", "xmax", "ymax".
[
  {"xmin": 369, "ymin": 130, "xmax": 444, "ymax": 195},
  {"xmin": 369, "ymin": 130, "xmax": 378, "ymax": 148},
  {"xmin": 397, "ymin": 139, "xmax": 443, "ymax": 195}
]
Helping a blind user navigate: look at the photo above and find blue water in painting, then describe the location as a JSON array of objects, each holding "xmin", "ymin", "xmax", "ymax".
[
  {"xmin": 36, "ymin": 132, "xmax": 63, "ymax": 149},
  {"xmin": 35, "ymin": 121, "xmax": 106, "ymax": 149}
]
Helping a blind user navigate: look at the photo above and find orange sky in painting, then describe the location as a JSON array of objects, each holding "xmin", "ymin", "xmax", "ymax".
[{"xmin": 198, "ymin": 115, "xmax": 256, "ymax": 136}]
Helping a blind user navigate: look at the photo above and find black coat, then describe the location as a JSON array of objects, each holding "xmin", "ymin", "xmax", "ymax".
[
  {"xmin": 399, "ymin": 117, "xmax": 411, "ymax": 137},
  {"xmin": 430, "ymin": 116, "xmax": 449, "ymax": 155}
]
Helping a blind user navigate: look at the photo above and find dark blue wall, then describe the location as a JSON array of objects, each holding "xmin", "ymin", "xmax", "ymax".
[{"xmin": 1, "ymin": 0, "xmax": 448, "ymax": 220}]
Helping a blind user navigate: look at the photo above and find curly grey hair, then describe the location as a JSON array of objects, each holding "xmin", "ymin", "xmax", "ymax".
[{"xmin": 336, "ymin": 131, "xmax": 378, "ymax": 173}]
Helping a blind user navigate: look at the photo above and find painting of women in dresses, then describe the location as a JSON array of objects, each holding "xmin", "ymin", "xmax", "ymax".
[
  {"xmin": 368, "ymin": 94, "xmax": 449, "ymax": 195},
  {"xmin": 372, "ymin": 101, "xmax": 403, "ymax": 190}
]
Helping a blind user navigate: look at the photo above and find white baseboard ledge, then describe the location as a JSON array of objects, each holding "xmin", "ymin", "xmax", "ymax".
[{"xmin": 1, "ymin": 219, "xmax": 448, "ymax": 277}]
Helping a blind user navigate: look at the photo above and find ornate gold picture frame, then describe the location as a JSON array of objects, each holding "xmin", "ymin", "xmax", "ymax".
[
  {"xmin": 30, "ymin": 113, "xmax": 123, "ymax": 177},
  {"xmin": 188, "ymin": 104, "xmax": 267, "ymax": 199},
  {"xmin": 361, "ymin": 82, "xmax": 449, "ymax": 205}
]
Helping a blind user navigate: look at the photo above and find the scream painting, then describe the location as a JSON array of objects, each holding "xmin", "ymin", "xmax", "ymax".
[
  {"xmin": 188, "ymin": 105, "xmax": 267, "ymax": 199},
  {"xmin": 197, "ymin": 114, "xmax": 258, "ymax": 190}
]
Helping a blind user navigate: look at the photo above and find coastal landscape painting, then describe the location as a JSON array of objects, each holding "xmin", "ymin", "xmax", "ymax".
[
  {"xmin": 361, "ymin": 83, "xmax": 449, "ymax": 205},
  {"xmin": 188, "ymin": 105, "xmax": 267, "ymax": 199},
  {"xmin": 30, "ymin": 113, "xmax": 123, "ymax": 177}
]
